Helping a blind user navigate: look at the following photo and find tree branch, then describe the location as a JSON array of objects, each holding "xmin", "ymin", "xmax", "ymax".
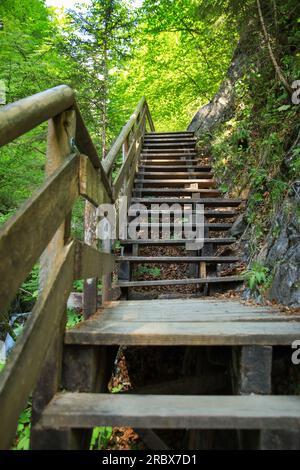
[{"xmin": 256, "ymin": 0, "xmax": 292, "ymax": 95}]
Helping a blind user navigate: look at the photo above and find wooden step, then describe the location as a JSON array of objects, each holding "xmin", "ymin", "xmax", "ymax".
[
  {"xmin": 143, "ymin": 143, "xmax": 196, "ymax": 149},
  {"xmin": 132, "ymin": 223, "xmax": 232, "ymax": 231},
  {"xmin": 116, "ymin": 275, "xmax": 243, "ymax": 288},
  {"xmin": 65, "ymin": 299, "xmax": 300, "ymax": 346},
  {"xmin": 146, "ymin": 132, "xmax": 194, "ymax": 137},
  {"xmin": 141, "ymin": 151, "xmax": 197, "ymax": 156},
  {"xmin": 75, "ymin": 299, "xmax": 298, "ymax": 322},
  {"xmin": 131, "ymin": 198, "xmax": 242, "ymax": 207},
  {"xmin": 116, "ymin": 256, "xmax": 240, "ymax": 263},
  {"xmin": 120, "ymin": 238, "xmax": 236, "ymax": 246},
  {"xmin": 129, "ymin": 209, "xmax": 237, "ymax": 218},
  {"xmin": 134, "ymin": 179, "xmax": 215, "ymax": 187},
  {"xmin": 38, "ymin": 393, "xmax": 300, "ymax": 430},
  {"xmin": 140, "ymin": 160, "xmax": 203, "ymax": 166},
  {"xmin": 143, "ymin": 138, "xmax": 197, "ymax": 143},
  {"xmin": 139, "ymin": 164, "xmax": 212, "ymax": 171},
  {"xmin": 133, "ymin": 188, "xmax": 221, "ymax": 196},
  {"xmin": 137, "ymin": 171, "xmax": 214, "ymax": 178}
]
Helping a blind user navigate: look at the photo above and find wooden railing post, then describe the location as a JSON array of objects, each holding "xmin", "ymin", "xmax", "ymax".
[
  {"xmin": 31, "ymin": 109, "xmax": 77, "ymax": 449},
  {"xmin": 83, "ymin": 201, "xmax": 98, "ymax": 318}
]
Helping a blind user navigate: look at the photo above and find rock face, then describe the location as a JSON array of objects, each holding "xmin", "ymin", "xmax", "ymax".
[
  {"xmin": 260, "ymin": 196, "xmax": 300, "ymax": 306},
  {"xmin": 188, "ymin": 40, "xmax": 249, "ymax": 137}
]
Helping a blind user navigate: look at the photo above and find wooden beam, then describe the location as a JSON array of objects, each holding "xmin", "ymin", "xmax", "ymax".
[
  {"xmin": 65, "ymin": 320, "xmax": 300, "ymax": 346},
  {"xmin": 74, "ymin": 104, "xmax": 112, "ymax": 197},
  {"xmin": 0, "ymin": 85, "xmax": 74, "ymax": 147},
  {"xmin": 74, "ymin": 240, "xmax": 115, "ymax": 279},
  {"xmin": 0, "ymin": 241, "xmax": 75, "ymax": 450},
  {"xmin": 0, "ymin": 154, "xmax": 79, "ymax": 314},
  {"xmin": 37, "ymin": 393, "xmax": 300, "ymax": 430},
  {"xmin": 79, "ymin": 154, "xmax": 112, "ymax": 205},
  {"xmin": 113, "ymin": 108, "xmax": 146, "ymax": 199},
  {"xmin": 102, "ymin": 97, "xmax": 145, "ymax": 175}
]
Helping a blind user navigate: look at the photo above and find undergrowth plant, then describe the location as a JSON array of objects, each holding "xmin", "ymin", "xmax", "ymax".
[{"xmin": 243, "ymin": 262, "xmax": 272, "ymax": 294}]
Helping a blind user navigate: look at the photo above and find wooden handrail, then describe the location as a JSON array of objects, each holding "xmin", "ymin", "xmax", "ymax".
[
  {"xmin": 0, "ymin": 86, "xmax": 155, "ymax": 449},
  {"xmin": 0, "ymin": 85, "xmax": 75, "ymax": 147},
  {"xmin": 102, "ymin": 96, "xmax": 155, "ymax": 176}
]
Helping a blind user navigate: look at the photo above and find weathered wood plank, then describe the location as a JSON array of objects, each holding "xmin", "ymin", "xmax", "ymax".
[
  {"xmin": 102, "ymin": 97, "xmax": 145, "ymax": 175},
  {"xmin": 0, "ymin": 85, "xmax": 74, "ymax": 147},
  {"xmin": 37, "ymin": 393, "xmax": 300, "ymax": 430},
  {"xmin": 0, "ymin": 241, "xmax": 75, "ymax": 450},
  {"xmin": 79, "ymin": 154, "xmax": 112, "ymax": 205},
  {"xmin": 120, "ymin": 238, "xmax": 236, "ymax": 245},
  {"xmin": 115, "ymin": 275, "xmax": 243, "ymax": 287},
  {"xmin": 74, "ymin": 240, "xmax": 115, "ymax": 279},
  {"xmin": 113, "ymin": 108, "xmax": 146, "ymax": 199},
  {"xmin": 74, "ymin": 104, "xmax": 113, "ymax": 197},
  {"xmin": 131, "ymin": 198, "xmax": 242, "ymax": 206},
  {"xmin": 116, "ymin": 256, "xmax": 239, "ymax": 263},
  {"xmin": 0, "ymin": 154, "xmax": 79, "ymax": 314},
  {"xmin": 65, "ymin": 319, "xmax": 300, "ymax": 346}
]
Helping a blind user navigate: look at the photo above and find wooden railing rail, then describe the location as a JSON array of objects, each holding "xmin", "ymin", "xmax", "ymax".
[
  {"xmin": 102, "ymin": 97, "xmax": 155, "ymax": 178},
  {"xmin": 0, "ymin": 85, "xmax": 155, "ymax": 449}
]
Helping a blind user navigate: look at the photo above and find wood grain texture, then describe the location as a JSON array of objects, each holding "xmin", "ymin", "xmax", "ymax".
[
  {"xmin": 74, "ymin": 240, "xmax": 115, "ymax": 279},
  {"xmin": 0, "ymin": 241, "xmax": 75, "ymax": 450},
  {"xmin": 0, "ymin": 154, "xmax": 79, "ymax": 314},
  {"xmin": 102, "ymin": 97, "xmax": 145, "ymax": 175},
  {"xmin": 115, "ymin": 276, "xmax": 243, "ymax": 287},
  {"xmin": 65, "ymin": 298, "xmax": 300, "ymax": 346},
  {"xmin": 0, "ymin": 85, "xmax": 74, "ymax": 147},
  {"xmin": 116, "ymin": 256, "xmax": 239, "ymax": 263},
  {"xmin": 79, "ymin": 154, "xmax": 112, "ymax": 205},
  {"xmin": 37, "ymin": 393, "xmax": 300, "ymax": 430}
]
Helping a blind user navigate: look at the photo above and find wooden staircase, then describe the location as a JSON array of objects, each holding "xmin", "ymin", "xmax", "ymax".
[
  {"xmin": 116, "ymin": 131, "xmax": 243, "ymax": 295},
  {"xmin": 0, "ymin": 89, "xmax": 300, "ymax": 450}
]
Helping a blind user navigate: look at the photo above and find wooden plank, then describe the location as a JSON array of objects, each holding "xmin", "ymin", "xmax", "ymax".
[
  {"xmin": 120, "ymin": 238, "xmax": 236, "ymax": 245},
  {"xmin": 137, "ymin": 172, "xmax": 214, "ymax": 178},
  {"xmin": 116, "ymin": 276, "xmax": 243, "ymax": 288},
  {"xmin": 145, "ymin": 103, "xmax": 155, "ymax": 132},
  {"xmin": 102, "ymin": 97, "xmax": 145, "ymax": 175},
  {"xmin": 79, "ymin": 154, "xmax": 112, "ymax": 205},
  {"xmin": 0, "ymin": 241, "xmax": 75, "ymax": 450},
  {"xmin": 143, "ymin": 142, "xmax": 196, "ymax": 147},
  {"xmin": 116, "ymin": 256, "xmax": 239, "ymax": 263},
  {"xmin": 134, "ymin": 179, "xmax": 215, "ymax": 187},
  {"xmin": 134, "ymin": 188, "xmax": 221, "ymax": 196},
  {"xmin": 74, "ymin": 240, "xmax": 115, "ymax": 279},
  {"xmin": 83, "ymin": 202, "xmax": 98, "ymax": 319},
  {"xmin": 98, "ymin": 310, "xmax": 298, "ymax": 324},
  {"xmin": 65, "ymin": 319, "xmax": 300, "ymax": 346},
  {"xmin": 136, "ymin": 223, "xmax": 232, "ymax": 231},
  {"xmin": 129, "ymin": 210, "xmax": 236, "ymax": 217},
  {"xmin": 37, "ymin": 393, "xmax": 300, "ymax": 430},
  {"xmin": 132, "ymin": 198, "xmax": 242, "ymax": 206},
  {"xmin": 144, "ymin": 137, "xmax": 196, "ymax": 142},
  {"xmin": 146, "ymin": 132, "xmax": 194, "ymax": 136},
  {"xmin": 0, "ymin": 85, "xmax": 74, "ymax": 147},
  {"xmin": 113, "ymin": 108, "xmax": 146, "ymax": 199},
  {"xmin": 0, "ymin": 154, "xmax": 79, "ymax": 314},
  {"xmin": 74, "ymin": 104, "xmax": 112, "ymax": 197},
  {"xmin": 139, "ymin": 165, "xmax": 211, "ymax": 170}
]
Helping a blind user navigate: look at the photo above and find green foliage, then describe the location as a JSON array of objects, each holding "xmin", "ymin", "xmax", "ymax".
[
  {"xmin": 111, "ymin": 384, "xmax": 124, "ymax": 393},
  {"xmin": 11, "ymin": 403, "xmax": 31, "ymax": 451},
  {"xmin": 135, "ymin": 266, "xmax": 161, "ymax": 277},
  {"xmin": 66, "ymin": 309, "xmax": 83, "ymax": 329},
  {"xmin": 20, "ymin": 265, "xmax": 39, "ymax": 305},
  {"xmin": 90, "ymin": 427, "xmax": 113, "ymax": 450},
  {"xmin": 73, "ymin": 279, "xmax": 84, "ymax": 293},
  {"xmin": 243, "ymin": 262, "xmax": 272, "ymax": 293}
]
